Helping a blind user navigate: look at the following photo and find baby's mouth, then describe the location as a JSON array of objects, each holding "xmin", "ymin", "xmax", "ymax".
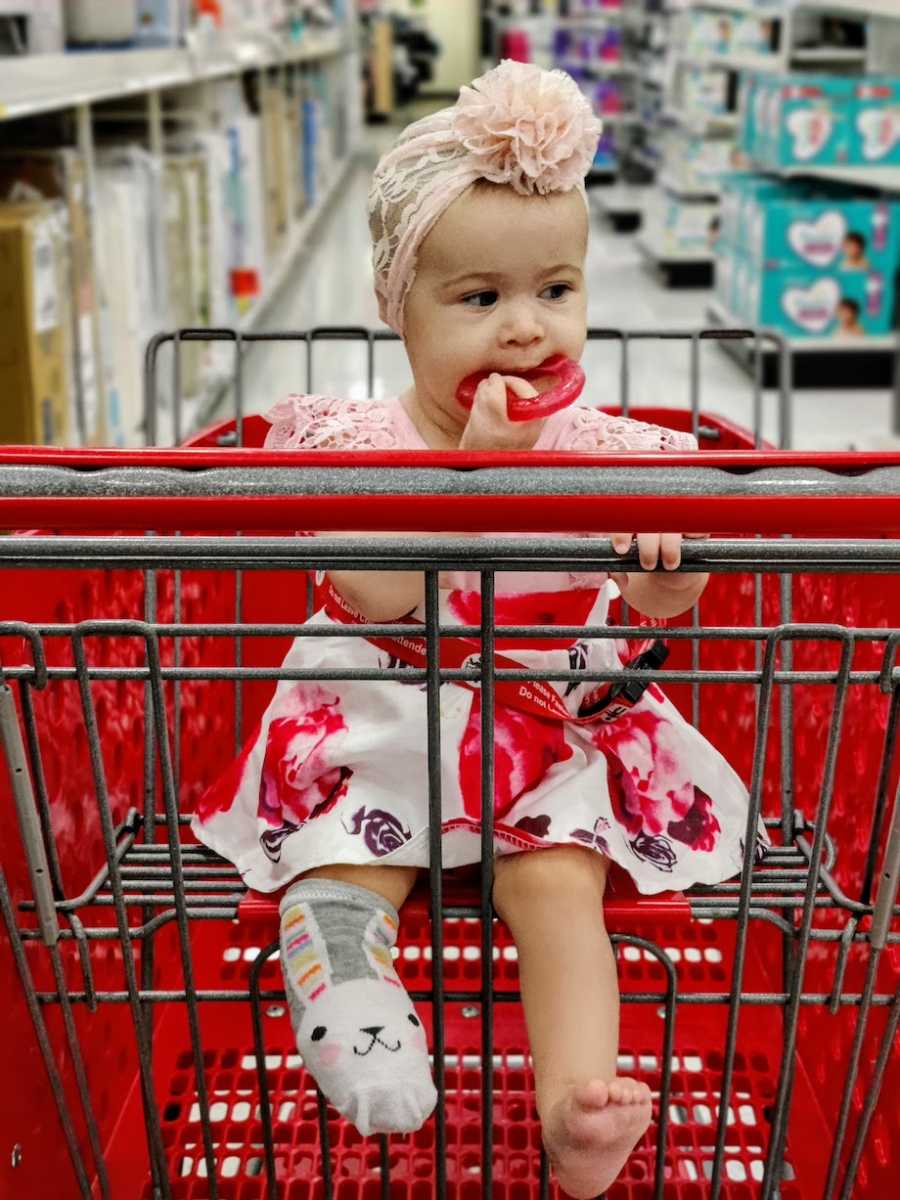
[{"xmin": 485, "ymin": 357, "xmax": 560, "ymax": 394}]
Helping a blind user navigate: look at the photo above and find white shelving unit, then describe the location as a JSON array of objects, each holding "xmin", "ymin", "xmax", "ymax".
[
  {"xmin": 0, "ymin": 30, "xmax": 347, "ymax": 122},
  {"xmin": 0, "ymin": 17, "xmax": 361, "ymax": 447},
  {"xmin": 638, "ymin": 232, "xmax": 715, "ymax": 265}
]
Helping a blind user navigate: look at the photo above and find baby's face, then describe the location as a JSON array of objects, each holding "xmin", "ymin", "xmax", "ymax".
[{"xmin": 400, "ymin": 184, "xmax": 588, "ymax": 435}]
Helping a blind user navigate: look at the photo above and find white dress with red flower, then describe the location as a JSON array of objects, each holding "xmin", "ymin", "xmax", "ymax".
[{"xmin": 191, "ymin": 394, "xmax": 769, "ymax": 894}]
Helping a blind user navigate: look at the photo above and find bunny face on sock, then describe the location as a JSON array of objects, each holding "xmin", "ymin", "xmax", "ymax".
[{"xmin": 298, "ymin": 978, "xmax": 428, "ymax": 1070}]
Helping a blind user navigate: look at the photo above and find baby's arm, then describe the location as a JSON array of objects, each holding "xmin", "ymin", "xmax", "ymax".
[
  {"xmin": 327, "ymin": 534, "xmax": 425, "ymax": 621},
  {"xmin": 329, "ymin": 375, "xmax": 541, "ymax": 620}
]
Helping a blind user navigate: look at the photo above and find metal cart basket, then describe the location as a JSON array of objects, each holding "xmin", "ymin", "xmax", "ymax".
[{"xmin": 1, "ymin": 328, "xmax": 898, "ymax": 1200}]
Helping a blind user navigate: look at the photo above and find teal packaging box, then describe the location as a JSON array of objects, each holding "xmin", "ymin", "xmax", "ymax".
[
  {"xmin": 747, "ymin": 265, "xmax": 896, "ymax": 337},
  {"xmin": 748, "ymin": 194, "xmax": 900, "ymax": 275},
  {"xmin": 850, "ymin": 78, "xmax": 900, "ymax": 167},
  {"xmin": 765, "ymin": 76, "xmax": 854, "ymax": 169}
]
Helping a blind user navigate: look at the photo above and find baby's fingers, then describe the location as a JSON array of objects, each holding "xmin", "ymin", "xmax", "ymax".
[
  {"xmin": 501, "ymin": 374, "xmax": 540, "ymax": 400},
  {"xmin": 660, "ymin": 533, "xmax": 683, "ymax": 570},
  {"xmin": 636, "ymin": 533, "xmax": 662, "ymax": 570}
]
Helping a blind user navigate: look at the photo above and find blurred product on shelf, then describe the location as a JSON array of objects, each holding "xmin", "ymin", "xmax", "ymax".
[
  {"xmin": 716, "ymin": 174, "xmax": 900, "ymax": 338},
  {"xmin": 742, "ymin": 73, "xmax": 900, "ymax": 171},
  {"xmin": 133, "ymin": 0, "xmax": 192, "ymax": 48},
  {"xmin": 361, "ymin": 9, "xmax": 439, "ymax": 118},
  {"xmin": 644, "ymin": 189, "xmax": 720, "ymax": 257},
  {"xmin": 660, "ymin": 128, "xmax": 747, "ymax": 195},
  {"xmin": 681, "ymin": 5, "xmax": 778, "ymax": 62},
  {"xmin": 66, "ymin": 0, "xmax": 139, "ymax": 46},
  {"xmin": 0, "ymin": 150, "xmax": 104, "ymax": 444},
  {"xmin": 0, "ymin": 201, "xmax": 71, "ymax": 444},
  {"xmin": 0, "ymin": 0, "xmax": 64, "ymax": 55},
  {"xmin": 682, "ymin": 64, "xmax": 733, "ymax": 116}
]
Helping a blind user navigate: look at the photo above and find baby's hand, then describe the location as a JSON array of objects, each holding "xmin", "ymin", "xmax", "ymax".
[
  {"xmin": 458, "ymin": 373, "xmax": 545, "ymax": 451},
  {"xmin": 611, "ymin": 532, "xmax": 710, "ymax": 571}
]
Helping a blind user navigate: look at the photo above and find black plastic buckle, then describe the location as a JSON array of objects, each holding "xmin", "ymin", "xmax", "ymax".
[{"xmin": 578, "ymin": 638, "xmax": 669, "ymax": 719}]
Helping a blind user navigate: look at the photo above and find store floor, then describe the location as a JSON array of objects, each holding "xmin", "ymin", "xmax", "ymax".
[{"xmin": 241, "ymin": 144, "xmax": 900, "ymax": 453}]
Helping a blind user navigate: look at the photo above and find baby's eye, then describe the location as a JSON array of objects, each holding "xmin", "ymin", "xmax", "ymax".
[
  {"xmin": 462, "ymin": 290, "xmax": 498, "ymax": 308},
  {"xmin": 540, "ymin": 283, "xmax": 572, "ymax": 301}
]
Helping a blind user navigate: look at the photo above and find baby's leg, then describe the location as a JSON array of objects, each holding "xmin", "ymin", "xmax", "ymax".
[
  {"xmin": 493, "ymin": 847, "xmax": 652, "ymax": 1199},
  {"xmin": 279, "ymin": 863, "xmax": 437, "ymax": 1135}
]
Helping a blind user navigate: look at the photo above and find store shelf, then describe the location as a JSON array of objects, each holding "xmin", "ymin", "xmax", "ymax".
[
  {"xmin": 771, "ymin": 164, "xmax": 900, "ymax": 192},
  {"xmin": 790, "ymin": 1, "xmax": 900, "ymax": 18},
  {"xmin": 172, "ymin": 153, "xmax": 355, "ymax": 442},
  {"xmin": 663, "ymin": 107, "xmax": 739, "ymax": 134},
  {"xmin": 685, "ymin": 1, "xmax": 782, "ymax": 14},
  {"xmin": 638, "ymin": 232, "xmax": 715, "ymax": 287},
  {"xmin": 593, "ymin": 182, "xmax": 651, "ymax": 232},
  {"xmin": 0, "ymin": 29, "xmax": 347, "ymax": 121},
  {"xmin": 790, "ymin": 46, "xmax": 867, "ymax": 65},
  {"xmin": 239, "ymin": 156, "xmax": 354, "ymax": 336},
  {"xmin": 638, "ymin": 233, "xmax": 714, "ymax": 265},
  {"xmin": 558, "ymin": 59, "xmax": 637, "ymax": 78},
  {"xmin": 592, "ymin": 112, "xmax": 641, "ymax": 129},
  {"xmin": 677, "ymin": 50, "xmax": 781, "ymax": 72},
  {"xmin": 660, "ymin": 171, "xmax": 722, "ymax": 199},
  {"xmin": 630, "ymin": 145, "xmax": 661, "ymax": 172},
  {"xmin": 707, "ymin": 298, "xmax": 899, "ymax": 389},
  {"xmin": 555, "ymin": 13, "xmax": 628, "ymax": 27}
]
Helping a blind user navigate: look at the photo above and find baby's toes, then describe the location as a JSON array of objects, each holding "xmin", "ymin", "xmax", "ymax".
[
  {"xmin": 572, "ymin": 1080, "xmax": 609, "ymax": 1112},
  {"xmin": 608, "ymin": 1078, "xmax": 650, "ymax": 1106}
]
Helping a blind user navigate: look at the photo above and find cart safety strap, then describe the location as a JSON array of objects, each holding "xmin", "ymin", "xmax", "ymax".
[{"xmin": 323, "ymin": 580, "xmax": 667, "ymax": 726}]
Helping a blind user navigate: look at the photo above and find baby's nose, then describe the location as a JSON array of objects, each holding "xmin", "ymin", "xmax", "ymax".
[{"xmin": 501, "ymin": 304, "xmax": 543, "ymax": 346}]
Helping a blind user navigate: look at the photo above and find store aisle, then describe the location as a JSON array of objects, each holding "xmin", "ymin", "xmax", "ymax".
[{"xmin": 241, "ymin": 151, "xmax": 900, "ymax": 452}]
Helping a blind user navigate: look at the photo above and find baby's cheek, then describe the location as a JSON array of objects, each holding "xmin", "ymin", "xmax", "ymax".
[{"xmin": 315, "ymin": 1041, "xmax": 343, "ymax": 1068}]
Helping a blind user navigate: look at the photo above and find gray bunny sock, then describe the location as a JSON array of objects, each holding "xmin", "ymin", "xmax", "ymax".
[{"xmin": 279, "ymin": 878, "xmax": 437, "ymax": 1136}]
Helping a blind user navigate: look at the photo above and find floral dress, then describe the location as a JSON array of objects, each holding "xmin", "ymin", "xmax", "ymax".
[{"xmin": 192, "ymin": 394, "xmax": 769, "ymax": 894}]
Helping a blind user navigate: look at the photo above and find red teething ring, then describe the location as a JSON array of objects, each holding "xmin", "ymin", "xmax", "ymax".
[{"xmin": 455, "ymin": 353, "xmax": 585, "ymax": 422}]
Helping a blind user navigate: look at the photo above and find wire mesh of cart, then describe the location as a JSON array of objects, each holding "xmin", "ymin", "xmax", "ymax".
[{"xmin": 0, "ymin": 327, "xmax": 898, "ymax": 1200}]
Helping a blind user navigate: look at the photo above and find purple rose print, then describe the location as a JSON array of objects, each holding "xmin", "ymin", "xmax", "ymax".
[
  {"xmin": 570, "ymin": 816, "xmax": 611, "ymax": 856},
  {"xmin": 515, "ymin": 814, "xmax": 552, "ymax": 839},
  {"xmin": 667, "ymin": 787, "xmax": 721, "ymax": 852},
  {"xmin": 260, "ymin": 822, "xmax": 299, "ymax": 862},
  {"xmin": 342, "ymin": 806, "xmax": 412, "ymax": 856},
  {"xmin": 629, "ymin": 832, "xmax": 677, "ymax": 872}
]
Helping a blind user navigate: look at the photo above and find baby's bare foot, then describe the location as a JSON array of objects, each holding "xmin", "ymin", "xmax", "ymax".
[{"xmin": 544, "ymin": 1077, "xmax": 653, "ymax": 1199}]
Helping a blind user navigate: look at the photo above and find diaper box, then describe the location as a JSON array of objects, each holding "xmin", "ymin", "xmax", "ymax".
[
  {"xmin": 720, "ymin": 175, "xmax": 795, "ymax": 255},
  {"xmin": 732, "ymin": 246, "xmax": 758, "ymax": 324},
  {"xmin": 731, "ymin": 13, "xmax": 778, "ymax": 59},
  {"xmin": 746, "ymin": 264, "xmax": 897, "ymax": 338},
  {"xmin": 684, "ymin": 10, "xmax": 733, "ymax": 57},
  {"xmin": 682, "ymin": 65, "xmax": 730, "ymax": 116},
  {"xmin": 850, "ymin": 78, "xmax": 900, "ymax": 167},
  {"xmin": 748, "ymin": 194, "xmax": 900, "ymax": 275},
  {"xmin": 765, "ymin": 76, "xmax": 855, "ymax": 169},
  {"xmin": 657, "ymin": 195, "xmax": 721, "ymax": 255}
]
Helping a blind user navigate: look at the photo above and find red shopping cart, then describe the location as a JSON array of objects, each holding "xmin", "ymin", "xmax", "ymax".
[{"xmin": 0, "ymin": 328, "xmax": 898, "ymax": 1200}]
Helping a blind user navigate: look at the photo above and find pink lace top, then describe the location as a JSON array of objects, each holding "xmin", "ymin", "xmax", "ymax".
[{"xmin": 264, "ymin": 394, "xmax": 698, "ymax": 454}]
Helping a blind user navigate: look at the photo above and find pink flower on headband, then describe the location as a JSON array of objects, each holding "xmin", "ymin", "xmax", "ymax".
[{"xmin": 451, "ymin": 59, "xmax": 602, "ymax": 195}]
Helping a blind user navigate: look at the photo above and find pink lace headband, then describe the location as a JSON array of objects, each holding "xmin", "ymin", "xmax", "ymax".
[{"xmin": 368, "ymin": 59, "xmax": 603, "ymax": 336}]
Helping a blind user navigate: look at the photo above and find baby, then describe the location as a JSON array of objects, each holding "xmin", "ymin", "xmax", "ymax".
[{"xmin": 194, "ymin": 60, "xmax": 766, "ymax": 1198}]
